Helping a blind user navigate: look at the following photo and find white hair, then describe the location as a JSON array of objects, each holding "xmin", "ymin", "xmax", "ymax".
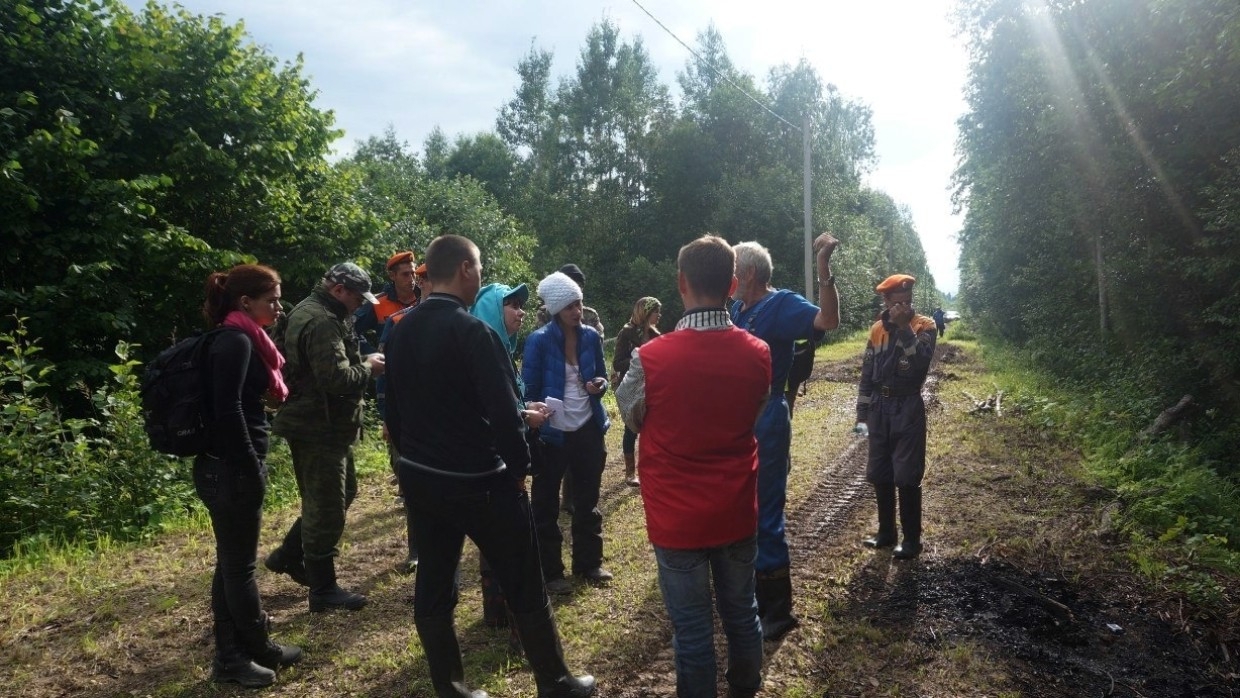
[{"xmin": 733, "ymin": 241, "xmax": 773, "ymax": 286}]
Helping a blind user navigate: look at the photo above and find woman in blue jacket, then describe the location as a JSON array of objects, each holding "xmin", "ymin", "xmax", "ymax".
[{"xmin": 522, "ymin": 271, "xmax": 612, "ymax": 593}]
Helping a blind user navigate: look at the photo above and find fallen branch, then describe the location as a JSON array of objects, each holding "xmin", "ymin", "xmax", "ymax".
[
  {"xmin": 963, "ymin": 390, "xmax": 1000, "ymax": 415},
  {"xmin": 1141, "ymin": 394, "xmax": 1194, "ymax": 438},
  {"xmin": 992, "ymin": 576, "xmax": 1075, "ymax": 623}
]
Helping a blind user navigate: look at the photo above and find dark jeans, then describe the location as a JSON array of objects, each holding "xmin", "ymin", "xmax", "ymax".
[
  {"xmin": 193, "ymin": 454, "xmax": 268, "ymax": 638},
  {"xmin": 531, "ymin": 420, "xmax": 606, "ymax": 579},
  {"xmin": 398, "ymin": 463, "xmax": 548, "ymax": 618},
  {"xmin": 755, "ymin": 397, "xmax": 791, "ymax": 573},
  {"xmin": 621, "ymin": 425, "xmax": 638, "ymax": 456}
]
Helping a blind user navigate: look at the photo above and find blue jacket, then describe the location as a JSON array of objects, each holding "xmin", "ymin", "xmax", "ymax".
[{"xmin": 522, "ymin": 319, "xmax": 610, "ymax": 446}]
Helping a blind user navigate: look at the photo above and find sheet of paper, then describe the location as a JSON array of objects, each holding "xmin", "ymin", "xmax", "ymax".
[{"xmin": 544, "ymin": 396, "xmax": 567, "ymax": 431}]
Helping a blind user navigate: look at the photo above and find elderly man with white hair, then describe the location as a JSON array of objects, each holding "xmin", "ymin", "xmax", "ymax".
[{"xmin": 730, "ymin": 233, "xmax": 840, "ymax": 641}]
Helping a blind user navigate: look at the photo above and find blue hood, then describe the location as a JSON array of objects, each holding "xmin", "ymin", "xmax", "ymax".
[{"xmin": 470, "ymin": 283, "xmax": 524, "ymax": 355}]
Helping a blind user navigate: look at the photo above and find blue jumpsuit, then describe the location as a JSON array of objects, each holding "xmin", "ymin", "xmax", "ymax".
[{"xmin": 731, "ymin": 290, "xmax": 822, "ymax": 573}]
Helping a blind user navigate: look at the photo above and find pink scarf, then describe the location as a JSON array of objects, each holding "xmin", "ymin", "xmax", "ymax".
[{"xmin": 223, "ymin": 310, "xmax": 289, "ymax": 403}]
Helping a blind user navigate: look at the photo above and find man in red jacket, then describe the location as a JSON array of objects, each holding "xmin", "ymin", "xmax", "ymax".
[{"xmin": 616, "ymin": 234, "xmax": 772, "ymax": 698}]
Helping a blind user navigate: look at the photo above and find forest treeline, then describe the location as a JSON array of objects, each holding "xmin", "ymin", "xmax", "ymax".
[
  {"xmin": 0, "ymin": 0, "xmax": 932, "ymax": 553},
  {"xmin": 3, "ymin": 0, "xmax": 1239, "ymax": 564},
  {"xmin": 956, "ymin": 0, "xmax": 1240, "ymax": 421},
  {"xmin": 1, "ymin": 0, "xmax": 935, "ymax": 397},
  {"xmin": 954, "ymin": 0, "xmax": 1240, "ymax": 556}
]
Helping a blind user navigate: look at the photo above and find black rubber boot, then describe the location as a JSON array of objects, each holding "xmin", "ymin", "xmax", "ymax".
[
  {"xmin": 414, "ymin": 614, "xmax": 489, "ymax": 698},
  {"xmin": 512, "ymin": 603, "xmax": 596, "ymax": 697},
  {"xmin": 238, "ymin": 612, "xmax": 304, "ymax": 671},
  {"xmin": 305, "ymin": 558, "xmax": 367, "ymax": 612},
  {"xmin": 211, "ymin": 620, "xmax": 275, "ymax": 688},
  {"xmin": 755, "ymin": 567, "xmax": 799, "ymax": 641},
  {"xmin": 863, "ymin": 483, "xmax": 898, "ymax": 549},
  {"xmin": 893, "ymin": 486, "xmax": 923, "ymax": 560},
  {"xmin": 265, "ymin": 519, "xmax": 309, "ymax": 586}
]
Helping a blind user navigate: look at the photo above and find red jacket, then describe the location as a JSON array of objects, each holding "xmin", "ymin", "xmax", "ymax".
[{"xmin": 638, "ymin": 323, "xmax": 771, "ymax": 549}]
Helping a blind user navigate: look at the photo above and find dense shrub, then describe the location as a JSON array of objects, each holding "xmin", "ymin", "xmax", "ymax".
[{"xmin": 0, "ymin": 319, "xmax": 197, "ymax": 556}]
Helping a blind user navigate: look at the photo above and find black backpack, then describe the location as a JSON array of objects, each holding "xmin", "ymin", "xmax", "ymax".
[{"xmin": 140, "ymin": 328, "xmax": 226, "ymax": 457}]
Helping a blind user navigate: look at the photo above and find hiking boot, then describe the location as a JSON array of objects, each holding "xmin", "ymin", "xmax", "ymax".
[
  {"xmin": 265, "ymin": 547, "xmax": 309, "ymax": 587},
  {"xmin": 577, "ymin": 567, "xmax": 613, "ymax": 584},
  {"xmin": 211, "ymin": 657, "xmax": 275, "ymax": 688},
  {"xmin": 306, "ymin": 558, "xmax": 368, "ymax": 612}
]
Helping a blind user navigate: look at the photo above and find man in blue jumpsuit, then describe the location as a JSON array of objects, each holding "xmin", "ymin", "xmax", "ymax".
[
  {"xmin": 857, "ymin": 274, "xmax": 937, "ymax": 559},
  {"xmin": 730, "ymin": 233, "xmax": 840, "ymax": 641}
]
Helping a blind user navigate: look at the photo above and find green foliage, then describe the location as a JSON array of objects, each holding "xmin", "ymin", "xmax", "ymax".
[
  {"xmin": 0, "ymin": 318, "xmax": 195, "ymax": 556},
  {"xmin": 341, "ymin": 129, "xmax": 535, "ymax": 287},
  {"xmin": 0, "ymin": 0, "xmax": 367, "ymax": 392},
  {"xmin": 486, "ymin": 21, "xmax": 916, "ymax": 332},
  {"xmin": 954, "ymin": 0, "xmax": 1240, "ymax": 453},
  {"xmin": 982, "ymin": 340, "xmax": 1240, "ymax": 566}
]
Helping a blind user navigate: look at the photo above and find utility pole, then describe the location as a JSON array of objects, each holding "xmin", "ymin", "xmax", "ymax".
[{"xmin": 803, "ymin": 114, "xmax": 813, "ymax": 297}]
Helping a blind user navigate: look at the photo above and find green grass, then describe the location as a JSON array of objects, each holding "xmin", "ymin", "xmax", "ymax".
[{"xmin": 2, "ymin": 333, "xmax": 1237, "ymax": 696}]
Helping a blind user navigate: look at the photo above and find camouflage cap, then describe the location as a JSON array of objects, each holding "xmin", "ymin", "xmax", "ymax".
[{"xmin": 325, "ymin": 262, "xmax": 380, "ymax": 304}]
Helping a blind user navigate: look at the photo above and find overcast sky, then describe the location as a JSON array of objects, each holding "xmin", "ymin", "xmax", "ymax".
[{"xmin": 126, "ymin": 0, "xmax": 969, "ymax": 294}]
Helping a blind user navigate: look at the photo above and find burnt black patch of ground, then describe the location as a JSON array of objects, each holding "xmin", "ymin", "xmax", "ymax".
[{"xmin": 841, "ymin": 555, "xmax": 1231, "ymax": 697}]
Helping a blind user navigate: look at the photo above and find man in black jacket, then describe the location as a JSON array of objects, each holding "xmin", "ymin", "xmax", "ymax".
[{"xmin": 384, "ymin": 235, "xmax": 595, "ymax": 698}]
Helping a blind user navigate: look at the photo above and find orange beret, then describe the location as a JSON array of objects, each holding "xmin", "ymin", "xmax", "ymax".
[
  {"xmin": 876, "ymin": 274, "xmax": 916, "ymax": 294},
  {"xmin": 386, "ymin": 251, "xmax": 415, "ymax": 270},
  {"xmin": 415, "ymin": 263, "xmax": 428, "ymax": 276}
]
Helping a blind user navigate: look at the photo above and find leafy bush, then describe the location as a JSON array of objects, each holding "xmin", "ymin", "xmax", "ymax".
[
  {"xmin": 986, "ymin": 341, "xmax": 1240, "ymax": 570},
  {"xmin": 0, "ymin": 318, "xmax": 196, "ymax": 556}
]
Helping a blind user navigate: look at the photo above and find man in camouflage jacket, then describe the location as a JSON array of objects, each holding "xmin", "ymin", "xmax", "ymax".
[{"xmin": 266, "ymin": 263, "xmax": 385, "ymax": 612}]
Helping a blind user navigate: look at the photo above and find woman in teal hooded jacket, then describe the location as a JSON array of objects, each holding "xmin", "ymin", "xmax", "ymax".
[
  {"xmin": 470, "ymin": 282, "xmax": 549, "ymax": 424},
  {"xmin": 470, "ymin": 282, "xmax": 550, "ymax": 633}
]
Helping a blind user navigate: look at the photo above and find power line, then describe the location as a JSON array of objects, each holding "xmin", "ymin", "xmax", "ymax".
[{"xmin": 628, "ymin": 0, "xmax": 801, "ymax": 132}]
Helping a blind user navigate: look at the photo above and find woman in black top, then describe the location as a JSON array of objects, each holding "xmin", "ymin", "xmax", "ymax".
[
  {"xmin": 612, "ymin": 297, "xmax": 661, "ymax": 486},
  {"xmin": 197, "ymin": 264, "xmax": 301, "ymax": 687}
]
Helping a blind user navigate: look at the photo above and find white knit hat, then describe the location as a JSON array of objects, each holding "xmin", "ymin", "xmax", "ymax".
[{"xmin": 538, "ymin": 271, "xmax": 584, "ymax": 317}]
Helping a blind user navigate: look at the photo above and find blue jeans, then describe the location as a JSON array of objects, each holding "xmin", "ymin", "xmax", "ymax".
[{"xmin": 654, "ymin": 537, "xmax": 763, "ymax": 698}]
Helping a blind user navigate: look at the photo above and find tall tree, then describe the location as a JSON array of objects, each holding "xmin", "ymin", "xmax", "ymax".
[{"xmin": 0, "ymin": 0, "xmax": 367, "ymax": 387}]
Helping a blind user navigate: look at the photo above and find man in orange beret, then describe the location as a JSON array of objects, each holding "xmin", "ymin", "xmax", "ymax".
[
  {"xmin": 856, "ymin": 274, "xmax": 937, "ymax": 559},
  {"xmin": 353, "ymin": 252, "xmax": 422, "ymax": 573},
  {"xmin": 354, "ymin": 251, "xmax": 421, "ymax": 354}
]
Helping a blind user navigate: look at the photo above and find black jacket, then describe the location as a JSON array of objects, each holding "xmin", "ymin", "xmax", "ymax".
[
  {"xmin": 205, "ymin": 328, "xmax": 269, "ymax": 469},
  {"xmin": 384, "ymin": 293, "xmax": 530, "ymax": 478}
]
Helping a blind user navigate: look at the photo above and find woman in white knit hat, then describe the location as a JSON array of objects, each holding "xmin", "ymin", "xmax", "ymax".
[{"xmin": 522, "ymin": 271, "xmax": 613, "ymax": 594}]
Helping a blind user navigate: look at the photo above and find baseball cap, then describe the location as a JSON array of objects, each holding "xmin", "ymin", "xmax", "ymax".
[
  {"xmin": 326, "ymin": 262, "xmax": 380, "ymax": 304},
  {"xmin": 504, "ymin": 283, "xmax": 530, "ymax": 306}
]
